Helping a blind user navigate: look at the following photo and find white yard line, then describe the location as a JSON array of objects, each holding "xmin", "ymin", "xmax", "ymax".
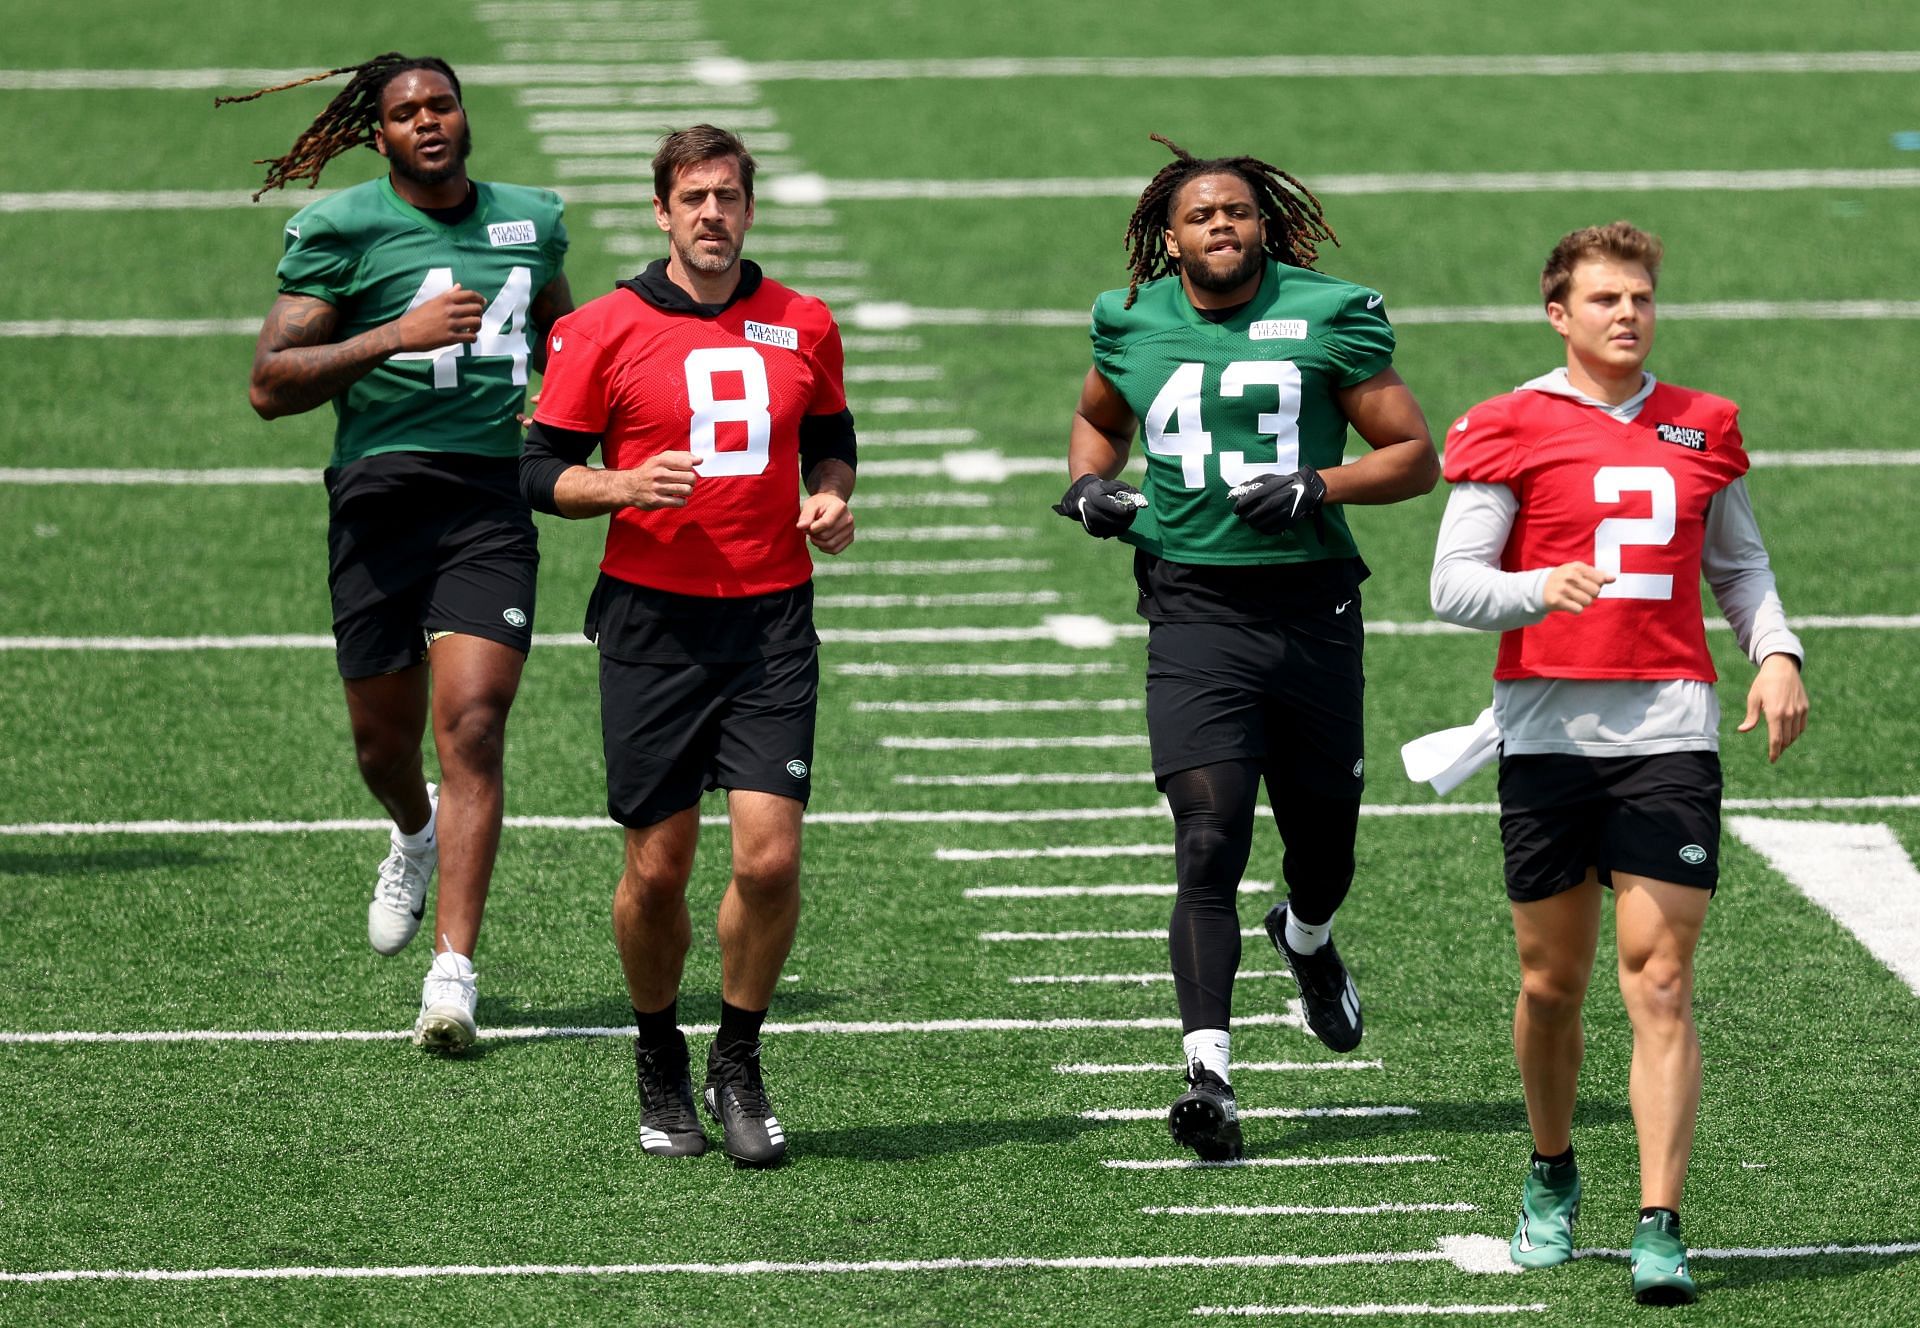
[
  {"xmin": 812, "ymin": 558, "xmax": 1050, "ymax": 576},
  {"xmin": 1011, "ymin": 970, "xmax": 1289, "ymax": 985},
  {"xmin": 853, "ymin": 524, "xmax": 1027, "ymax": 541},
  {"xmin": 6, "ymin": 796, "xmax": 1910, "ymax": 839},
  {"xmin": 1085, "ymin": 1106, "xmax": 1416, "ymax": 1121},
  {"xmin": 963, "ymin": 882, "xmax": 1274, "ymax": 898},
  {"xmin": 1058, "ymin": 1061, "xmax": 1383, "ymax": 1074},
  {"xmin": 818, "ymin": 592, "xmax": 1060, "ymax": 610},
  {"xmin": 1192, "ymin": 1306, "xmax": 1544, "ymax": 1320},
  {"xmin": 10, "ymin": 51, "xmax": 1920, "ymax": 91},
  {"xmin": 853, "ymin": 697, "xmax": 1136, "ymax": 713},
  {"xmin": 989, "ymin": 929, "xmax": 1263, "ymax": 941},
  {"xmin": 1159, "ymin": 1203, "xmax": 1472, "ymax": 1216},
  {"xmin": 846, "ymin": 492, "xmax": 991, "ymax": 509},
  {"xmin": 897, "ymin": 772, "xmax": 1153, "ymax": 786},
  {"xmin": 843, "ymin": 663, "xmax": 1116, "ymax": 678},
  {"xmin": 845, "ymin": 300, "xmax": 1920, "ymax": 330},
  {"xmin": 1105, "ymin": 1154, "xmax": 1443, "ymax": 1171},
  {"xmin": 0, "ymin": 1010, "xmax": 1302, "ymax": 1048}
]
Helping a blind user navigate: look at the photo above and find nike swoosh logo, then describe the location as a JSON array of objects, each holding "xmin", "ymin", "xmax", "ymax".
[
  {"xmin": 1288, "ymin": 484, "xmax": 1308, "ymax": 516},
  {"xmin": 1335, "ymin": 600, "xmax": 1352, "ymax": 614},
  {"xmin": 1517, "ymin": 1220, "xmax": 1537, "ymax": 1253},
  {"xmin": 1366, "ymin": 294, "xmax": 1383, "ymax": 308}
]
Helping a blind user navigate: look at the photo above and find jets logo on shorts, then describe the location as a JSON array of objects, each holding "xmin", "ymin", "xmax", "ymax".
[
  {"xmin": 1678, "ymin": 844, "xmax": 1709, "ymax": 866},
  {"xmin": 786, "ymin": 760, "xmax": 809, "ymax": 779},
  {"xmin": 503, "ymin": 607, "xmax": 528, "ymax": 628},
  {"xmin": 1351, "ymin": 759, "xmax": 1364, "ymax": 778}
]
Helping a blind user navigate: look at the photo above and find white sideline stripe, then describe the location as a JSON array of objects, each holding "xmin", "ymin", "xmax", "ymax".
[
  {"xmin": 1192, "ymin": 1307, "xmax": 1544, "ymax": 1320},
  {"xmin": 690, "ymin": 51, "xmax": 1920, "ymax": 81},
  {"xmin": 1012, "ymin": 970, "xmax": 1288, "ymax": 985},
  {"xmin": 1058, "ymin": 1061, "xmax": 1383, "ymax": 1074},
  {"xmin": 1105, "ymin": 1154, "xmax": 1442, "ymax": 1171},
  {"xmin": 942, "ymin": 844, "xmax": 1171, "ymax": 862},
  {"xmin": 854, "ymin": 697, "xmax": 1136, "ymax": 713},
  {"xmin": 847, "ymin": 492, "xmax": 991, "ymax": 509},
  {"xmin": 0, "ymin": 319, "xmax": 258, "ymax": 337},
  {"xmin": 848, "ymin": 395, "xmax": 949, "ymax": 414},
  {"xmin": 0, "ymin": 1241, "xmax": 1507, "ymax": 1287},
  {"xmin": 542, "ymin": 131, "xmax": 794, "ymax": 153},
  {"xmin": 861, "ymin": 430, "xmax": 984, "ymax": 447},
  {"xmin": 770, "ymin": 168, "xmax": 1920, "ymax": 206},
  {"xmin": 844, "ymin": 364, "xmax": 943, "ymax": 383},
  {"xmin": 841, "ymin": 334, "xmax": 920, "ymax": 352},
  {"xmin": 519, "ymin": 86, "xmax": 763, "ymax": 108},
  {"xmin": 964, "ymin": 882, "xmax": 1274, "ymax": 898},
  {"xmin": 10, "ymin": 51, "xmax": 1920, "ymax": 91},
  {"xmin": 855, "ymin": 524, "xmax": 1028, "ymax": 541},
  {"xmin": 988, "ymin": 928, "xmax": 1262, "ymax": 941},
  {"xmin": 0, "ymin": 1011, "xmax": 1302, "ymax": 1048},
  {"xmin": 1086, "ymin": 1106, "xmax": 1415, "ymax": 1121},
  {"xmin": 6, "ymin": 797, "xmax": 1913, "ymax": 839},
  {"xmin": 884, "ymin": 737, "xmax": 1148, "ymax": 750},
  {"xmin": 23, "ymin": 1235, "xmax": 1899, "ymax": 1287},
  {"xmin": 897, "ymin": 770, "xmax": 1148, "ymax": 783},
  {"xmin": 813, "ymin": 558, "xmax": 1050, "ymax": 576},
  {"xmin": 0, "ymin": 468, "xmax": 320, "ymax": 485},
  {"xmin": 529, "ymin": 108, "xmax": 778, "ymax": 131},
  {"xmin": 847, "ymin": 662, "xmax": 1117, "ymax": 678},
  {"xmin": 845, "ymin": 300, "xmax": 1920, "ymax": 331},
  {"xmin": 1159, "ymin": 1203, "xmax": 1473, "ymax": 1217},
  {"xmin": 819, "ymin": 592, "xmax": 1060, "ymax": 610},
  {"xmin": 11, "ymin": 610, "xmax": 1904, "ymax": 648},
  {"xmin": 1749, "ymin": 449, "xmax": 1920, "ymax": 467},
  {"xmin": 1727, "ymin": 817, "xmax": 1920, "ymax": 998}
]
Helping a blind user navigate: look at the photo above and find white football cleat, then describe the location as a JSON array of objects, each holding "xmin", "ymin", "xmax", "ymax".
[
  {"xmin": 413, "ymin": 946, "xmax": 477, "ymax": 1052},
  {"xmin": 368, "ymin": 782, "xmax": 437, "ymax": 956}
]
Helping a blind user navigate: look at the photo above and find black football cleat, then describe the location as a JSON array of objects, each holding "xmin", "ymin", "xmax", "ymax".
[
  {"xmin": 633, "ymin": 1031, "xmax": 709, "ymax": 1158},
  {"xmin": 704, "ymin": 1041, "xmax": 789, "ymax": 1167},
  {"xmin": 1265, "ymin": 901, "xmax": 1363, "ymax": 1053},
  {"xmin": 1169, "ymin": 1063, "xmax": 1243, "ymax": 1161}
]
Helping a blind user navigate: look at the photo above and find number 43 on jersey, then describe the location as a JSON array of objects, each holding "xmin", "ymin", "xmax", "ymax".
[
  {"xmin": 1144, "ymin": 360, "xmax": 1305, "ymax": 489},
  {"xmin": 392, "ymin": 266, "xmax": 534, "ymax": 388}
]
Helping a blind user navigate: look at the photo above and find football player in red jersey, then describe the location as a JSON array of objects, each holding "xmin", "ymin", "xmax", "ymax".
[
  {"xmin": 1430, "ymin": 222, "xmax": 1808, "ymax": 1303},
  {"xmin": 521, "ymin": 126, "xmax": 854, "ymax": 1167}
]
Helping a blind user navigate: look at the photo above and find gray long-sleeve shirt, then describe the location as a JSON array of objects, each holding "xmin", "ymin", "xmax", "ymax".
[{"xmin": 1430, "ymin": 369, "xmax": 1804, "ymax": 756}]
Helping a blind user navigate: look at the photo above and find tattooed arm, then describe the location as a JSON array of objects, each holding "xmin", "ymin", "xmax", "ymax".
[{"xmin": 247, "ymin": 285, "xmax": 488, "ymax": 420}]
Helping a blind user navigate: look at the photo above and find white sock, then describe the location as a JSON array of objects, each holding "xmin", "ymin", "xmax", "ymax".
[
  {"xmin": 1285, "ymin": 909, "xmax": 1333, "ymax": 955},
  {"xmin": 394, "ymin": 799, "xmax": 437, "ymax": 853},
  {"xmin": 430, "ymin": 939, "xmax": 473, "ymax": 976},
  {"xmin": 1182, "ymin": 1028, "xmax": 1231, "ymax": 1083}
]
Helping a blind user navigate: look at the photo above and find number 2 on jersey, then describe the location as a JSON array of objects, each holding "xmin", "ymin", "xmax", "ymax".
[
  {"xmin": 1593, "ymin": 465, "xmax": 1676, "ymax": 600},
  {"xmin": 391, "ymin": 266, "xmax": 533, "ymax": 389},
  {"xmin": 1143, "ymin": 360, "xmax": 1303, "ymax": 488}
]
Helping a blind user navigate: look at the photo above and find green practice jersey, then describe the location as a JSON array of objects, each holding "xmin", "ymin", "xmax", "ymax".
[
  {"xmin": 276, "ymin": 177, "xmax": 568, "ymax": 468},
  {"xmin": 1090, "ymin": 259, "xmax": 1394, "ymax": 564}
]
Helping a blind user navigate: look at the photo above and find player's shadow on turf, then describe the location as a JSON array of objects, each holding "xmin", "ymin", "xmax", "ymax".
[
  {"xmin": 1245, "ymin": 1098, "xmax": 1631, "ymax": 1152},
  {"xmin": 0, "ymin": 846, "xmax": 219, "ymax": 876},
  {"xmin": 1694, "ymin": 1244, "xmax": 1920, "ymax": 1297},
  {"xmin": 795, "ymin": 1114, "xmax": 1109, "ymax": 1162}
]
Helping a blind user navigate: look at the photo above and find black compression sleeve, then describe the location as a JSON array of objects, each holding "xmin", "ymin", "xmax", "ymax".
[
  {"xmin": 519, "ymin": 419, "xmax": 603, "ymax": 514},
  {"xmin": 799, "ymin": 408, "xmax": 858, "ymax": 477}
]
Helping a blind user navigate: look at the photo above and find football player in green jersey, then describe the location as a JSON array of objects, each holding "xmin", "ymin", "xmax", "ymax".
[
  {"xmin": 1057, "ymin": 136, "xmax": 1439, "ymax": 1159},
  {"xmin": 227, "ymin": 54, "xmax": 573, "ymax": 1051}
]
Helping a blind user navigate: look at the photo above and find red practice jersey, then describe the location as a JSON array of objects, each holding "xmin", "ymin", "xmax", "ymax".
[
  {"xmin": 534, "ymin": 274, "xmax": 847, "ymax": 597},
  {"xmin": 1444, "ymin": 383, "xmax": 1750, "ymax": 682}
]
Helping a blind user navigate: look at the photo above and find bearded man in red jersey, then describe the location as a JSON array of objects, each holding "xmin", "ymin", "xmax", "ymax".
[{"xmin": 522, "ymin": 125, "xmax": 855, "ymax": 1168}]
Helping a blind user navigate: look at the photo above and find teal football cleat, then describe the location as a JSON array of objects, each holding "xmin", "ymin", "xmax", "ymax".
[
  {"xmin": 1630, "ymin": 1210, "xmax": 1698, "ymax": 1305},
  {"xmin": 1509, "ymin": 1156, "xmax": 1581, "ymax": 1268}
]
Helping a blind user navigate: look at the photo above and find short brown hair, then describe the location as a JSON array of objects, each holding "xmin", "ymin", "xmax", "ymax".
[
  {"xmin": 652, "ymin": 124, "xmax": 756, "ymax": 203},
  {"xmin": 1540, "ymin": 221, "xmax": 1663, "ymax": 307}
]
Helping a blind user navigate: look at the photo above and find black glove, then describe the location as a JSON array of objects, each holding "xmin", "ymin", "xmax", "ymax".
[
  {"xmin": 1053, "ymin": 473, "xmax": 1147, "ymax": 538},
  {"xmin": 1229, "ymin": 466, "xmax": 1327, "ymax": 536}
]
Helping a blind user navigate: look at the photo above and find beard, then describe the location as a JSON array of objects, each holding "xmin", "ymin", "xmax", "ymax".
[
  {"xmin": 675, "ymin": 229, "xmax": 742, "ymax": 276},
  {"xmin": 1179, "ymin": 241, "xmax": 1263, "ymax": 294},
  {"xmin": 391, "ymin": 124, "xmax": 474, "ymax": 187}
]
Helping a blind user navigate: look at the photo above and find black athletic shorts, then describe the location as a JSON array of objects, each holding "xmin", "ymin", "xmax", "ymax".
[
  {"xmin": 1144, "ymin": 605, "xmax": 1366, "ymax": 795},
  {"xmin": 324, "ymin": 453, "xmax": 538, "ymax": 679},
  {"xmin": 1497, "ymin": 750, "xmax": 1723, "ymax": 902},
  {"xmin": 591, "ymin": 576, "xmax": 819, "ymax": 828}
]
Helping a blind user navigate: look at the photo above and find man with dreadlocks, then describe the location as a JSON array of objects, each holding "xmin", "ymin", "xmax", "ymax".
[
  {"xmin": 231, "ymin": 54, "xmax": 573, "ymax": 1052},
  {"xmin": 1057, "ymin": 136, "xmax": 1439, "ymax": 1161}
]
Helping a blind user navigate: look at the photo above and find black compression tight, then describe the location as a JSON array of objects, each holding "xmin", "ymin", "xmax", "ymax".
[{"xmin": 1165, "ymin": 759, "xmax": 1362, "ymax": 1032}]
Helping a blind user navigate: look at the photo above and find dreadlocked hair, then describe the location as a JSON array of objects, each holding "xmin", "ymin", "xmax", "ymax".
[
  {"xmin": 1120, "ymin": 133, "xmax": 1338, "ymax": 308},
  {"xmin": 215, "ymin": 53, "xmax": 462, "ymax": 201}
]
